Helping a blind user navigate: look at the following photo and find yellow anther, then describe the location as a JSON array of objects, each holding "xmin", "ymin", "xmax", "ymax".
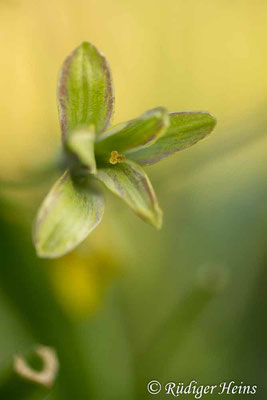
[{"xmin": 109, "ymin": 150, "xmax": 126, "ymax": 165}]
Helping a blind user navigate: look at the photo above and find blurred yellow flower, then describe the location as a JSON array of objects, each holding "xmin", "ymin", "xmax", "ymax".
[{"xmin": 50, "ymin": 250, "xmax": 121, "ymax": 317}]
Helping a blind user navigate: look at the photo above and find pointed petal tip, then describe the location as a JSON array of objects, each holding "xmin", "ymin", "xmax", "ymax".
[
  {"xmin": 34, "ymin": 243, "xmax": 65, "ymax": 259},
  {"xmin": 95, "ymin": 107, "xmax": 169, "ymax": 156},
  {"xmin": 152, "ymin": 207, "xmax": 163, "ymax": 230},
  {"xmin": 143, "ymin": 106, "xmax": 169, "ymax": 128},
  {"xmin": 33, "ymin": 222, "xmax": 72, "ymax": 259},
  {"xmin": 73, "ymin": 41, "xmax": 94, "ymax": 52},
  {"xmin": 204, "ymin": 111, "xmax": 217, "ymax": 129},
  {"xmin": 96, "ymin": 161, "xmax": 162, "ymax": 229},
  {"xmin": 197, "ymin": 111, "xmax": 217, "ymax": 131},
  {"xmin": 79, "ymin": 41, "xmax": 99, "ymax": 54},
  {"xmin": 137, "ymin": 207, "xmax": 162, "ymax": 230},
  {"xmin": 80, "ymin": 40, "xmax": 91, "ymax": 47}
]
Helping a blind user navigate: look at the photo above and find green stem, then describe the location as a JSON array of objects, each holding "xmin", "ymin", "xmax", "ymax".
[{"xmin": 134, "ymin": 275, "xmax": 223, "ymax": 395}]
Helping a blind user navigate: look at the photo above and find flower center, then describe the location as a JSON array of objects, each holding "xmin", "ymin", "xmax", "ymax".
[{"xmin": 109, "ymin": 150, "xmax": 126, "ymax": 165}]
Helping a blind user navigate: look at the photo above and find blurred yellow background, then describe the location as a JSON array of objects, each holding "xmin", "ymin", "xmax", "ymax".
[
  {"xmin": 0, "ymin": 2, "xmax": 266, "ymax": 399},
  {"xmin": 1, "ymin": 0, "xmax": 267, "ymax": 174}
]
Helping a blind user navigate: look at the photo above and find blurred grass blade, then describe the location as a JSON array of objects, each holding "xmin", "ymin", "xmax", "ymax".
[
  {"xmin": 0, "ymin": 346, "xmax": 58, "ymax": 400},
  {"xmin": 0, "ymin": 200, "xmax": 96, "ymax": 400},
  {"xmin": 95, "ymin": 107, "xmax": 169, "ymax": 155},
  {"xmin": 96, "ymin": 160, "xmax": 162, "ymax": 228},
  {"xmin": 33, "ymin": 170, "xmax": 104, "ymax": 258},
  {"xmin": 136, "ymin": 282, "xmax": 219, "ymax": 387},
  {"xmin": 129, "ymin": 112, "xmax": 216, "ymax": 165},
  {"xmin": 58, "ymin": 41, "xmax": 114, "ymax": 140},
  {"xmin": 66, "ymin": 126, "xmax": 96, "ymax": 173}
]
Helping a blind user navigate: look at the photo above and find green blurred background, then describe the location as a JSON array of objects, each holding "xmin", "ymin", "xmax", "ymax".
[{"xmin": 0, "ymin": 0, "xmax": 266, "ymax": 399}]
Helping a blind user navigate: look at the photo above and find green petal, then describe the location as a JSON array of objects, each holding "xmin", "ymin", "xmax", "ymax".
[
  {"xmin": 33, "ymin": 170, "xmax": 104, "ymax": 258},
  {"xmin": 66, "ymin": 126, "xmax": 96, "ymax": 173},
  {"xmin": 96, "ymin": 160, "xmax": 162, "ymax": 228},
  {"xmin": 58, "ymin": 42, "xmax": 114, "ymax": 140},
  {"xmin": 95, "ymin": 107, "xmax": 169, "ymax": 157},
  {"xmin": 128, "ymin": 112, "xmax": 216, "ymax": 165}
]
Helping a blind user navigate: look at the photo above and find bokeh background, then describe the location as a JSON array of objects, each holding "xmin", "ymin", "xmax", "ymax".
[{"xmin": 0, "ymin": 0, "xmax": 266, "ymax": 399}]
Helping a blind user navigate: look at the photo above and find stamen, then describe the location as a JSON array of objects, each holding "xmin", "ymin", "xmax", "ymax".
[{"xmin": 109, "ymin": 150, "xmax": 126, "ymax": 165}]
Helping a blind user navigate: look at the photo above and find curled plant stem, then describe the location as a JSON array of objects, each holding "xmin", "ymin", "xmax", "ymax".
[{"xmin": 0, "ymin": 346, "xmax": 58, "ymax": 399}]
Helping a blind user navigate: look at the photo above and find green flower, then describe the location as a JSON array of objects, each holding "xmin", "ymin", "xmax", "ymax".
[{"xmin": 33, "ymin": 42, "xmax": 216, "ymax": 258}]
